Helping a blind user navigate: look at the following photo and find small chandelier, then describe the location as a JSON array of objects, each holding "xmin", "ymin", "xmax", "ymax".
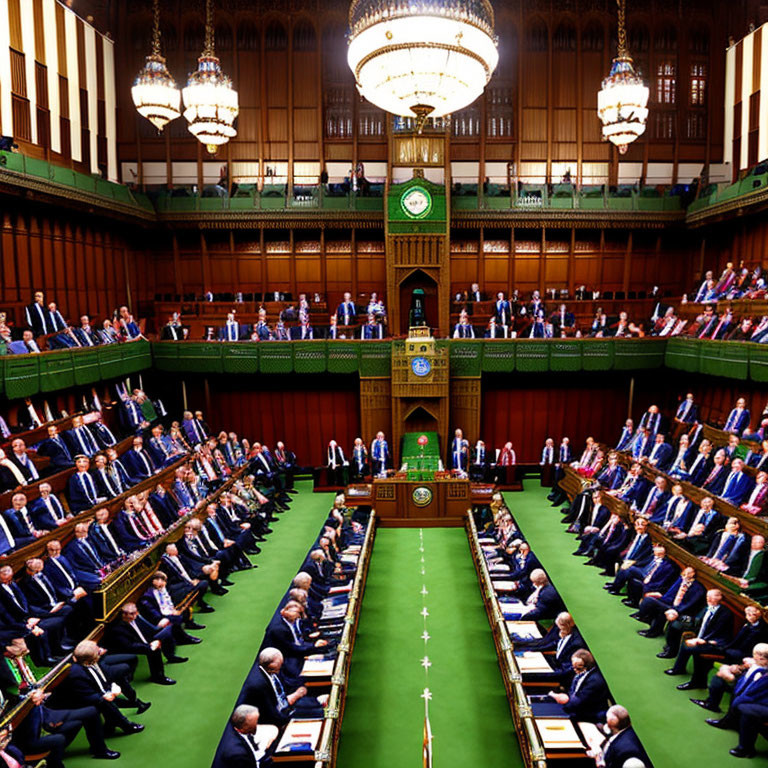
[
  {"xmin": 598, "ymin": 0, "xmax": 649, "ymax": 154},
  {"xmin": 347, "ymin": 0, "xmax": 499, "ymax": 130},
  {"xmin": 131, "ymin": 0, "xmax": 180, "ymax": 132},
  {"xmin": 182, "ymin": 0, "xmax": 239, "ymax": 154}
]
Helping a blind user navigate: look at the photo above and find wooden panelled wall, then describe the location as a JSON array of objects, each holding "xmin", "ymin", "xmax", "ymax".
[
  {"xmin": 0, "ymin": 206, "xmax": 150, "ymax": 326},
  {"xmin": 694, "ymin": 216, "xmax": 768, "ymax": 278},
  {"xmin": 110, "ymin": 0, "xmax": 752, "ymax": 188},
  {"xmin": 149, "ymin": 225, "xmax": 694, "ymax": 301}
]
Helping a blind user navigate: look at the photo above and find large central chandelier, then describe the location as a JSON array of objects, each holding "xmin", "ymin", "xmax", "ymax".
[
  {"xmin": 597, "ymin": 0, "xmax": 649, "ymax": 153},
  {"xmin": 131, "ymin": 0, "xmax": 180, "ymax": 132},
  {"xmin": 182, "ymin": 0, "xmax": 239, "ymax": 154},
  {"xmin": 347, "ymin": 0, "xmax": 499, "ymax": 129}
]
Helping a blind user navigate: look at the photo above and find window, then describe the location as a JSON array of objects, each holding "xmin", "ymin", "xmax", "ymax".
[
  {"xmin": 654, "ymin": 113, "xmax": 675, "ymax": 140},
  {"xmin": 690, "ymin": 63, "xmax": 707, "ymax": 106},
  {"xmin": 686, "ymin": 111, "xmax": 705, "ymax": 140},
  {"xmin": 655, "ymin": 62, "xmax": 676, "ymax": 104},
  {"xmin": 486, "ymin": 87, "xmax": 514, "ymax": 138},
  {"xmin": 324, "ymin": 87, "xmax": 353, "ymax": 138},
  {"xmin": 452, "ymin": 105, "xmax": 480, "ymax": 137}
]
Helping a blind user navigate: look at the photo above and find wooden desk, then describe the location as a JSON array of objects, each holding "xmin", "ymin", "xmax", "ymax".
[{"xmin": 372, "ymin": 478, "xmax": 472, "ymax": 527}]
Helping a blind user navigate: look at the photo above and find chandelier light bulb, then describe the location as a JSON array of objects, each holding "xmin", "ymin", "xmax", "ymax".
[
  {"xmin": 597, "ymin": 0, "xmax": 649, "ymax": 154},
  {"xmin": 131, "ymin": 0, "xmax": 180, "ymax": 132},
  {"xmin": 347, "ymin": 0, "xmax": 499, "ymax": 127},
  {"xmin": 182, "ymin": 0, "xmax": 239, "ymax": 154}
]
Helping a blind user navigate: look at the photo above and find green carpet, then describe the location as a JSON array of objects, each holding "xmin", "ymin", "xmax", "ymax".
[
  {"xmin": 512, "ymin": 486, "xmax": 768, "ymax": 768},
  {"xmin": 337, "ymin": 528, "xmax": 521, "ymax": 768},
  {"xmin": 61, "ymin": 480, "xmax": 332, "ymax": 767}
]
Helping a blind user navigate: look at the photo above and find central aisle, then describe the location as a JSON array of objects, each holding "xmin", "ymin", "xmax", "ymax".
[{"xmin": 337, "ymin": 528, "xmax": 521, "ymax": 768}]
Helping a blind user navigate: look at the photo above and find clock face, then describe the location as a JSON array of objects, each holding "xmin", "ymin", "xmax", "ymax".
[
  {"xmin": 411, "ymin": 356, "xmax": 432, "ymax": 377},
  {"xmin": 400, "ymin": 186, "xmax": 433, "ymax": 219}
]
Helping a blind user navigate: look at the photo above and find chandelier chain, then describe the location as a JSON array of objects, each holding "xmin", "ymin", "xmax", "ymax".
[
  {"xmin": 204, "ymin": 0, "xmax": 216, "ymax": 57},
  {"xmin": 616, "ymin": 0, "xmax": 627, "ymax": 58},
  {"xmin": 151, "ymin": 0, "xmax": 161, "ymax": 57}
]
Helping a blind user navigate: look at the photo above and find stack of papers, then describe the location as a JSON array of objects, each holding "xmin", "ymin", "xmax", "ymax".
[
  {"xmin": 274, "ymin": 719, "xmax": 323, "ymax": 754},
  {"xmin": 301, "ymin": 656, "xmax": 336, "ymax": 677},
  {"xmin": 536, "ymin": 719, "xmax": 584, "ymax": 750},
  {"xmin": 506, "ymin": 620, "xmax": 542, "ymax": 639},
  {"xmin": 515, "ymin": 651, "xmax": 553, "ymax": 674}
]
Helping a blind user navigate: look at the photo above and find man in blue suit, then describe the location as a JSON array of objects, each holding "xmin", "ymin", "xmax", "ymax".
[
  {"xmin": 36, "ymin": 424, "xmax": 74, "ymax": 470},
  {"xmin": 615, "ymin": 419, "xmax": 634, "ymax": 451},
  {"xmin": 595, "ymin": 454, "xmax": 625, "ymax": 490},
  {"xmin": 494, "ymin": 292, "xmax": 512, "ymax": 327},
  {"xmin": 702, "ymin": 517, "xmax": 748, "ymax": 572},
  {"xmin": 3, "ymin": 492, "xmax": 43, "ymax": 545},
  {"xmin": 370, "ymin": 431, "xmax": 390, "ymax": 477},
  {"xmin": 603, "ymin": 530, "xmax": 657, "ymax": 594},
  {"xmin": 664, "ymin": 588, "xmax": 736, "ymax": 684},
  {"xmin": 63, "ymin": 523, "xmax": 105, "ymax": 590},
  {"xmin": 67, "ymin": 455, "xmax": 103, "ymax": 513},
  {"xmin": 674, "ymin": 393, "xmax": 699, "ymax": 424},
  {"xmin": 644, "ymin": 433, "xmax": 673, "ymax": 471},
  {"xmin": 594, "ymin": 706, "xmax": 649, "ymax": 768},
  {"xmin": 633, "ymin": 475, "xmax": 670, "ymax": 518},
  {"xmin": 719, "ymin": 458, "xmax": 754, "ymax": 506},
  {"xmin": 289, "ymin": 315, "xmax": 314, "ymax": 340},
  {"xmin": 219, "ymin": 312, "xmax": 242, "ymax": 342},
  {"xmin": 211, "ymin": 705, "xmax": 277, "ymax": 768},
  {"xmin": 336, "ymin": 292, "xmax": 356, "ymax": 327},
  {"xmin": 723, "ymin": 397, "xmax": 750, "ymax": 435},
  {"xmin": 651, "ymin": 483, "xmax": 693, "ymax": 530},
  {"xmin": 705, "ymin": 642, "xmax": 768, "ymax": 758},
  {"xmin": 660, "ymin": 587, "xmax": 732, "ymax": 661},
  {"xmin": 64, "ymin": 415, "xmax": 100, "ymax": 458},
  {"xmin": 122, "ymin": 436, "xmax": 157, "ymax": 482},
  {"xmin": 546, "ymin": 650, "xmax": 609, "ymax": 723},
  {"xmin": 30, "ymin": 483, "xmax": 70, "ymax": 530},
  {"xmin": 501, "ymin": 569, "xmax": 563, "ymax": 621},
  {"xmin": 636, "ymin": 566, "xmax": 705, "ymax": 638},
  {"xmin": 595, "ymin": 517, "xmax": 651, "ymax": 575},
  {"xmin": 700, "ymin": 450, "xmax": 729, "ymax": 496},
  {"xmin": 623, "ymin": 544, "xmax": 678, "ymax": 607}
]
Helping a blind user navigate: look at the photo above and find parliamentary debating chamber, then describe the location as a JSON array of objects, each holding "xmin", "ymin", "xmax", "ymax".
[{"xmin": 6, "ymin": 0, "xmax": 768, "ymax": 767}]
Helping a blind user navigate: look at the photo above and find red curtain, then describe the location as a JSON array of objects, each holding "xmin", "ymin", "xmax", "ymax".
[{"xmin": 196, "ymin": 376, "xmax": 360, "ymax": 467}]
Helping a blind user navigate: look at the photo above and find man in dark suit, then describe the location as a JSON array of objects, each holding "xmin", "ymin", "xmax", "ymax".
[
  {"xmin": 219, "ymin": 312, "xmax": 242, "ymax": 342},
  {"xmin": 606, "ymin": 542, "xmax": 668, "ymax": 597},
  {"xmin": 659, "ymin": 587, "xmax": 732, "ymax": 662},
  {"xmin": 592, "ymin": 705, "xmax": 649, "ymax": 768},
  {"xmin": 19, "ymin": 558, "xmax": 77, "ymax": 648},
  {"xmin": 88, "ymin": 507, "xmax": 127, "ymax": 563},
  {"xmin": 43, "ymin": 540, "xmax": 93, "ymax": 635},
  {"xmin": 30, "ymin": 483, "xmax": 70, "ymax": 530},
  {"xmin": 470, "ymin": 440, "xmax": 491, "ymax": 482},
  {"xmin": 261, "ymin": 600, "xmax": 330, "ymax": 686},
  {"xmin": 0, "ymin": 565, "xmax": 68, "ymax": 664},
  {"xmin": 674, "ymin": 496, "xmax": 722, "ymax": 554},
  {"xmin": 448, "ymin": 429, "xmax": 469, "ymax": 473},
  {"xmin": 703, "ymin": 642, "xmax": 768, "ymax": 758},
  {"xmin": 502, "ymin": 569, "xmax": 563, "ymax": 621},
  {"xmin": 3, "ymin": 492, "xmax": 43, "ymax": 546},
  {"xmin": 65, "ymin": 416, "xmax": 100, "ymax": 458},
  {"xmin": 594, "ymin": 517, "xmax": 652, "ymax": 575},
  {"xmin": 24, "ymin": 291, "xmax": 49, "ymax": 336},
  {"xmin": 636, "ymin": 566, "xmax": 705, "ymax": 638},
  {"xmin": 336, "ymin": 292, "xmax": 356, "ymax": 327},
  {"xmin": 106, "ymin": 602, "xmax": 182, "ymax": 685},
  {"xmin": 652, "ymin": 484, "xmax": 693, "ymax": 531},
  {"xmin": 12, "ymin": 687, "xmax": 119, "ymax": 765},
  {"xmin": 622, "ymin": 545, "xmax": 678, "ymax": 608},
  {"xmin": 211, "ymin": 705, "xmax": 278, "ymax": 768},
  {"xmin": 63, "ymin": 522, "xmax": 106, "ymax": 590},
  {"xmin": 138, "ymin": 572, "xmax": 204, "ymax": 636},
  {"xmin": 67, "ymin": 455, "xmax": 103, "ymax": 513},
  {"xmin": 59, "ymin": 639, "xmax": 148, "ymax": 731},
  {"xmin": 7, "ymin": 438, "xmax": 39, "ymax": 483},
  {"xmin": 35, "ymin": 424, "xmax": 74, "ymax": 470},
  {"xmin": 700, "ymin": 450, "xmax": 729, "ymax": 496},
  {"xmin": 122, "ymin": 436, "xmax": 157, "ymax": 483},
  {"xmin": 644, "ymin": 433, "xmax": 673, "ymax": 471},
  {"xmin": 691, "ymin": 623, "xmax": 768, "ymax": 712},
  {"xmin": 701, "ymin": 517, "xmax": 749, "ymax": 574},
  {"xmin": 238, "ymin": 647, "xmax": 325, "ymax": 725},
  {"xmin": 546, "ymin": 650, "xmax": 609, "ymax": 723},
  {"xmin": 493, "ymin": 292, "xmax": 512, "ymax": 327},
  {"xmin": 724, "ymin": 398, "xmax": 751, "ymax": 436},
  {"xmin": 161, "ymin": 542, "xmax": 216, "ymax": 608},
  {"xmin": 568, "ymin": 491, "xmax": 609, "ymax": 538},
  {"xmin": 289, "ymin": 316, "xmax": 314, "ymax": 340},
  {"xmin": 90, "ymin": 454, "xmax": 121, "ymax": 500}
]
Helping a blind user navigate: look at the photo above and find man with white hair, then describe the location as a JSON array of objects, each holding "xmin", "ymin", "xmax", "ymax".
[
  {"xmin": 587, "ymin": 704, "xmax": 647, "ymax": 768},
  {"xmin": 212, "ymin": 704, "xmax": 277, "ymax": 768},
  {"xmin": 239, "ymin": 647, "xmax": 326, "ymax": 726}
]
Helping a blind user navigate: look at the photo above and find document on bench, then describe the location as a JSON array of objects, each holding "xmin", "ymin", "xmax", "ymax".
[
  {"xmin": 274, "ymin": 718, "xmax": 324, "ymax": 754},
  {"xmin": 329, "ymin": 584, "xmax": 353, "ymax": 595},
  {"xmin": 301, "ymin": 655, "xmax": 336, "ymax": 677},
  {"xmin": 515, "ymin": 651, "xmax": 554, "ymax": 674},
  {"xmin": 506, "ymin": 620, "xmax": 542, "ymax": 639},
  {"xmin": 577, "ymin": 721, "xmax": 605, "ymax": 752},
  {"xmin": 492, "ymin": 580, "xmax": 518, "ymax": 592},
  {"xmin": 536, "ymin": 718, "xmax": 584, "ymax": 750}
]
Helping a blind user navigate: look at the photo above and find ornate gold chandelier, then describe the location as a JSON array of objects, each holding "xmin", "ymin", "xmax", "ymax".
[
  {"xmin": 131, "ymin": 0, "xmax": 181, "ymax": 132},
  {"xmin": 347, "ymin": 0, "xmax": 499, "ymax": 129},
  {"xmin": 182, "ymin": 0, "xmax": 239, "ymax": 154},
  {"xmin": 597, "ymin": 0, "xmax": 649, "ymax": 154}
]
